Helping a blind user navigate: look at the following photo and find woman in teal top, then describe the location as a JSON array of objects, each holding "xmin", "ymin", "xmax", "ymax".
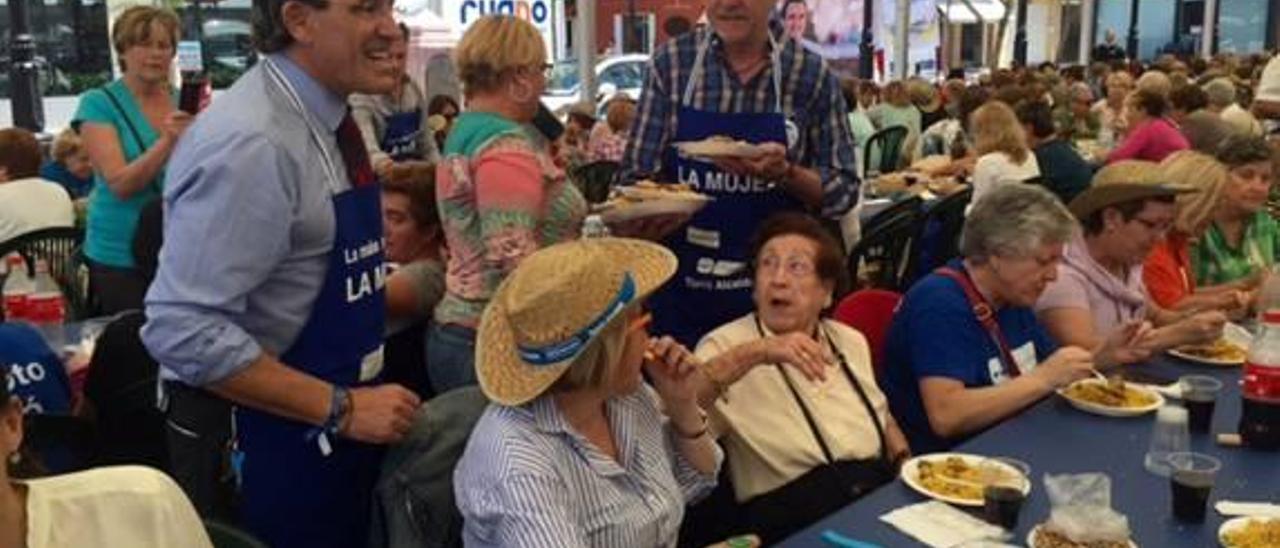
[{"xmin": 72, "ymin": 6, "xmax": 191, "ymax": 314}]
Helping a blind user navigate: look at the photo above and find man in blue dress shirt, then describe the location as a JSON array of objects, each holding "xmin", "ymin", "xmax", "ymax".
[{"xmin": 141, "ymin": 0, "xmax": 421, "ymax": 544}]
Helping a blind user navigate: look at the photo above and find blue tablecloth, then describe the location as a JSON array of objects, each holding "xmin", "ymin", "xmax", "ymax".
[{"xmin": 780, "ymin": 356, "xmax": 1280, "ymax": 547}]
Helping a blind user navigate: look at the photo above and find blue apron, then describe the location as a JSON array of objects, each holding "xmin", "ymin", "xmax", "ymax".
[
  {"xmin": 380, "ymin": 107, "xmax": 423, "ymax": 161},
  {"xmin": 236, "ymin": 58, "xmax": 388, "ymax": 548},
  {"xmin": 650, "ymin": 32, "xmax": 804, "ymax": 347}
]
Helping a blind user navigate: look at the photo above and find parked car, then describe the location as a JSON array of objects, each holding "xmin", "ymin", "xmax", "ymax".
[{"xmin": 542, "ymin": 54, "xmax": 648, "ymax": 114}]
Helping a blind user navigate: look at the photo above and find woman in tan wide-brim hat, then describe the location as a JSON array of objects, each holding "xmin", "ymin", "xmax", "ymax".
[{"xmin": 453, "ymin": 238, "xmax": 748, "ymax": 548}]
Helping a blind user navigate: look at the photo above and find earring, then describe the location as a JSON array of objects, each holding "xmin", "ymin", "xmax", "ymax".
[{"xmin": 8, "ymin": 451, "xmax": 20, "ymax": 465}]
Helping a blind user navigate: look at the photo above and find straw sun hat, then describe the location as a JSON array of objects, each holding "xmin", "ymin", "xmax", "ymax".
[{"xmin": 476, "ymin": 238, "xmax": 677, "ymax": 406}]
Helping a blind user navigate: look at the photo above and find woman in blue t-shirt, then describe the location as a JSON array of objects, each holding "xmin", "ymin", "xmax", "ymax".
[
  {"xmin": 72, "ymin": 6, "xmax": 191, "ymax": 314},
  {"xmin": 881, "ymin": 184, "xmax": 1152, "ymax": 453}
]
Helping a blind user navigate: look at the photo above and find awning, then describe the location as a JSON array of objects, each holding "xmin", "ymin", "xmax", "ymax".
[{"xmin": 937, "ymin": 0, "xmax": 1007, "ymax": 25}]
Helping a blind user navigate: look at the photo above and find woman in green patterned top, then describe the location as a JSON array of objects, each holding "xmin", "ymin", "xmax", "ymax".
[
  {"xmin": 428, "ymin": 15, "xmax": 588, "ymax": 394},
  {"xmin": 1192, "ymin": 135, "xmax": 1278, "ymax": 287}
]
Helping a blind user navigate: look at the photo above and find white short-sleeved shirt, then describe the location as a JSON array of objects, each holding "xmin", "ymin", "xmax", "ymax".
[
  {"xmin": 971, "ymin": 152, "xmax": 1041, "ymax": 208},
  {"xmin": 22, "ymin": 465, "xmax": 213, "ymax": 548},
  {"xmin": 694, "ymin": 315, "xmax": 891, "ymax": 502},
  {"xmin": 1256, "ymin": 56, "xmax": 1280, "ymax": 104},
  {"xmin": 0, "ymin": 178, "xmax": 74, "ymax": 243}
]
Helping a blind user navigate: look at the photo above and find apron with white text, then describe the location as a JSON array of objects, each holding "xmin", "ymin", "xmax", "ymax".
[
  {"xmin": 380, "ymin": 107, "xmax": 424, "ymax": 161},
  {"xmin": 235, "ymin": 57, "xmax": 388, "ymax": 548},
  {"xmin": 650, "ymin": 32, "xmax": 805, "ymax": 347}
]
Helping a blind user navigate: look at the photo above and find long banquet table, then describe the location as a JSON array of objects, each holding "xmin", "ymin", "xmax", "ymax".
[{"xmin": 779, "ymin": 355, "xmax": 1280, "ymax": 547}]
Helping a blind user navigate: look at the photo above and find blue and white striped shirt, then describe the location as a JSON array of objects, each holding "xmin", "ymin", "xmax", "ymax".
[
  {"xmin": 454, "ymin": 387, "xmax": 722, "ymax": 548},
  {"xmin": 619, "ymin": 22, "xmax": 859, "ymax": 219}
]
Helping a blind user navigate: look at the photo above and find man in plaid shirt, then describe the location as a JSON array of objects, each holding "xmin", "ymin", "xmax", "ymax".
[{"xmin": 619, "ymin": 0, "xmax": 859, "ymax": 347}]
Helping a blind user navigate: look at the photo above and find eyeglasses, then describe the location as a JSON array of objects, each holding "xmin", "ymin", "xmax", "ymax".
[
  {"xmin": 758, "ymin": 254, "xmax": 817, "ymax": 278},
  {"xmin": 1132, "ymin": 216, "xmax": 1172, "ymax": 235}
]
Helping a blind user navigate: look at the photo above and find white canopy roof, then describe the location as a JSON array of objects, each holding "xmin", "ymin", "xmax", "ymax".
[{"xmin": 936, "ymin": 0, "xmax": 1007, "ymax": 25}]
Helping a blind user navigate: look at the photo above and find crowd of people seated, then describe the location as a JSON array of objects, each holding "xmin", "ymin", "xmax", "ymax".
[{"xmin": 3, "ymin": 0, "xmax": 1280, "ymax": 546}]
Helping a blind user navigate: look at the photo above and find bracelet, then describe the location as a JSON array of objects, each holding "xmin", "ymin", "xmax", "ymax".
[
  {"xmin": 323, "ymin": 385, "xmax": 351, "ymax": 436},
  {"xmin": 697, "ymin": 365, "xmax": 730, "ymax": 403},
  {"xmin": 671, "ymin": 410, "xmax": 709, "ymax": 440}
]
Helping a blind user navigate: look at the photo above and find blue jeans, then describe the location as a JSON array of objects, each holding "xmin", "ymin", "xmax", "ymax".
[{"xmin": 425, "ymin": 323, "xmax": 477, "ymax": 394}]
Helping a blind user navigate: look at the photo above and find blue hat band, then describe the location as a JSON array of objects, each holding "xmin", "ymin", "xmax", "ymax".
[{"xmin": 516, "ymin": 273, "xmax": 637, "ymax": 366}]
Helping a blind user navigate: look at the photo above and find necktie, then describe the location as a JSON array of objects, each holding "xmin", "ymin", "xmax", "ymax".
[{"xmin": 335, "ymin": 110, "xmax": 376, "ymax": 188}]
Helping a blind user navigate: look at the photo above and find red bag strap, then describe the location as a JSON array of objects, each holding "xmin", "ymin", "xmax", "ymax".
[{"xmin": 935, "ymin": 266, "xmax": 1022, "ymax": 378}]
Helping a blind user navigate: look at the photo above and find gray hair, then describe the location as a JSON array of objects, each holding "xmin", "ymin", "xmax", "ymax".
[
  {"xmin": 1203, "ymin": 78, "xmax": 1237, "ymax": 109},
  {"xmin": 960, "ymin": 185, "xmax": 1078, "ymax": 263}
]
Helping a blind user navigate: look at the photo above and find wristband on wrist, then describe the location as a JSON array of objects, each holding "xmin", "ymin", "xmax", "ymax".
[
  {"xmin": 307, "ymin": 385, "xmax": 351, "ymax": 455},
  {"xmin": 672, "ymin": 409, "xmax": 709, "ymax": 440}
]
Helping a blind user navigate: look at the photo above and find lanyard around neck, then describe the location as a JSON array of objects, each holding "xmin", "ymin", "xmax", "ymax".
[
  {"xmin": 261, "ymin": 57, "xmax": 345, "ymax": 195},
  {"xmin": 750, "ymin": 314, "xmax": 889, "ymax": 466}
]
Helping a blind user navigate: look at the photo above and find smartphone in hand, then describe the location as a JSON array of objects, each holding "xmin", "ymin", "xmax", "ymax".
[{"xmin": 179, "ymin": 73, "xmax": 206, "ymax": 115}]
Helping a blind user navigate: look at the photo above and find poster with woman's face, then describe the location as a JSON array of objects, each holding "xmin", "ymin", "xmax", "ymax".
[{"xmin": 777, "ymin": 0, "xmax": 866, "ymax": 75}]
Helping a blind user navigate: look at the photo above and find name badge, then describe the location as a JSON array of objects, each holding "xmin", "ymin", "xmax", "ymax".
[
  {"xmin": 360, "ymin": 345, "xmax": 384, "ymax": 382},
  {"xmin": 686, "ymin": 226, "xmax": 720, "ymax": 250},
  {"xmin": 987, "ymin": 342, "xmax": 1037, "ymax": 384}
]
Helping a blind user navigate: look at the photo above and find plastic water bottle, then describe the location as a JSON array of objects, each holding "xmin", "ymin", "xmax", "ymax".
[
  {"xmin": 2, "ymin": 254, "xmax": 34, "ymax": 322},
  {"xmin": 1255, "ymin": 265, "xmax": 1280, "ymax": 323},
  {"xmin": 1241, "ymin": 311, "xmax": 1280, "ymax": 450},
  {"xmin": 581, "ymin": 214, "xmax": 611, "ymax": 239},
  {"xmin": 1145, "ymin": 405, "xmax": 1190, "ymax": 476},
  {"xmin": 27, "ymin": 259, "xmax": 66, "ymax": 350}
]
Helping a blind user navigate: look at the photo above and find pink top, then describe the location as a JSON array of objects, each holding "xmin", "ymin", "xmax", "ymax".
[
  {"xmin": 1035, "ymin": 232, "xmax": 1149, "ymax": 338},
  {"xmin": 1106, "ymin": 117, "xmax": 1189, "ymax": 164}
]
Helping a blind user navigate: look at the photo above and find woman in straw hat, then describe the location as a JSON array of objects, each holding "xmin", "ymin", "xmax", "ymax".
[
  {"xmin": 1143, "ymin": 151, "xmax": 1255, "ymax": 313},
  {"xmin": 1035, "ymin": 161, "xmax": 1226, "ymax": 354},
  {"xmin": 454, "ymin": 238, "xmax": 752, "ymax": 548}
]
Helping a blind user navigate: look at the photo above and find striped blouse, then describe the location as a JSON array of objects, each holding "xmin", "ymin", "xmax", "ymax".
[
  {"xmin": 454, "ymin": 388, "xmax": 722, "ymax": 548},
  {"xmin": 619, "ymin": 22, "xmax": 858, "ymax": 219}
]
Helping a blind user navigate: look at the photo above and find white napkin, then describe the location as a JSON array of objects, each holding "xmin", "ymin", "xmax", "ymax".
[
  {"xmin": 879, "ymin": 501, "xmax": 1009, "ymax": 548},
  {"xmin": 1216, "ymin": 500, "xmax": 1280, "ymax": 517}
]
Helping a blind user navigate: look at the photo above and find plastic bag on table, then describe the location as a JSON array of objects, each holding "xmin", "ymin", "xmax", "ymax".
[{"xmin": 1040, "ymin": 473, "xmax": 1131, "ymax": 544}]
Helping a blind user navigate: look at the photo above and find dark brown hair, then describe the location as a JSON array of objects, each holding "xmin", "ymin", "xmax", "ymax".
[
  {"xmin": 381, "ymin": 165, "xmax": 439, "ymax": 231},
  {"xmin": 1216, "ymin": 135, "xmax": 1274, "ymax": 168},
  {"xmin": 749, "ymin": 212, "xmax": 848, "ymax": 296},
  {"xmin": 251, "ymin": 0, "xmax": 329, "ymax": 53},
  {"xmin": 0, "ymin": 128, "xmax": 42, "ymax": 180},
  {"xmin": 1128, "ymin": 89, "xmax": 1169, "ymax": 118},
  {"xmin": 1080, "ymin": 195, "xmax": 1176, "ymax": 236},
  {"xmin": 1168, "ymin": 84, "xmax": 1208, "ymax": 113}
]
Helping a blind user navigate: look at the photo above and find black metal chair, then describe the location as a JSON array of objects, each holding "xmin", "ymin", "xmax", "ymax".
[
  {"xmin": 0, "ymin": 227, "xmax": 91, "ymax": 321},
  {"xmin": 864, "ymin": 126, "xmax": 909, "ymax": 178},
  {"xmin": 861, "ymin": 195, "xmax": 923, "ymax": 231},
  {"xmin": 903, "ymin": 187, "xmax": 973, "ymax": 289},
  {"xmin": 571, "ymin": 160, "xmax": 621, "ymax": 204},
  {"xmin": 847, "ymin": 202, "xmax": 923, "ymax": 291},
  {"xmin": 205, "ymin": 520, "xmax": 269, "ymax": 548}
]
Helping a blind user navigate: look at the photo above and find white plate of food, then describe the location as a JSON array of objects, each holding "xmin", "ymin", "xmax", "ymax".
[
  {"xmin": 1219, "ymin": 516, "xmax": 1280, "ymax": 547},
  {"xmin": 673, "ymin": 136, "xmax": 766, "ymax": 159},
  {"xmin": 899, "ymin": 453, "xmax": 1030, "ymax": 507},
  {"xmin": 1169, "ymin": 323, "xmax": 1252, "ymax": 366},
  {"xmin": 596, "ymin": 182, "xmax": 711, "ymax": 224},
  {"xmin": 1027, "ymin": 525, "xmax": 1137, "ymax": 548},
  {"xmin": 1057, "ymin": 377, "xmax": 1164, "ymax": 418}
]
